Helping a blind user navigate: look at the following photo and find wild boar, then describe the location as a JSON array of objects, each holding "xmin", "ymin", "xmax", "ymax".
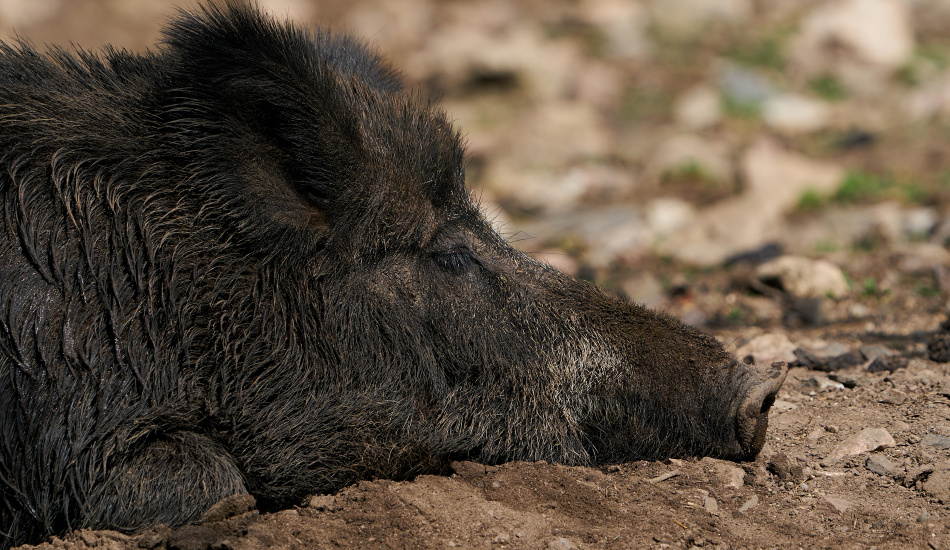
[{"xmin": 0, "ymin": 2, "xmax": 787, "ymax": 547}]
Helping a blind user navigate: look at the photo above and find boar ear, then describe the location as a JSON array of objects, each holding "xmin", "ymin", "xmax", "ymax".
[{"xmin": 160, "ymin": 2, "xmax": 400, "ymax": 256}]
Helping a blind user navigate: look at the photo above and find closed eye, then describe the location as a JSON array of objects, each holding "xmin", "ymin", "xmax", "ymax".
[{"xmin": 434, "ymin": 245, "xmax": 480, "ymax": 275}]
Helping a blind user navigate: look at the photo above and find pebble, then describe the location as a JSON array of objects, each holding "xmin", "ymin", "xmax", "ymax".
[
  {"xmin": 922, "ymin": 434, "xmax": 950, "ymax": 450},
  {"xmin": 755, "ymin": 255, "xmax": 850, "ymax": 299},
  {"xmin": 674, "ymin": 85, "xmax": 722, "ymax": 130},
  {"xmin": 802, "ymin": 375, "xmax": 845, "ymax": 392},
  {"xmin": 790, "ymin": 0, "xmax": 914, "ymax": 73},
  {"xmin": 827, "ymin": 428, "xmax": 896, "ymax": 461},
  {"xmin": 734, "ymin": 333, "xmax": 797, "ymax": 368},
  {"xmin": 879, "ymin": 389, "xmax": 907, "ymax": 405},
  {"xmin": 738, "ymin": 495, "xmax": 759, "ymax": 513},
  {"xmin": 548, "ymin": 537, "xmax": 579, "ymax": 550},
  {"xmin": 866, "ymin": 454, "xmax": 896, "ymax": 477},
  {"xmin": 821, "ymin": 496, "xmax": 852, "ymax": 514},
  {"xmin": 703, "ymin": 494, "xmax": 719, "ymax": 514},
  {"xmin": 762, "ymin": 94, "xmax": 831, "ymax": 133}
]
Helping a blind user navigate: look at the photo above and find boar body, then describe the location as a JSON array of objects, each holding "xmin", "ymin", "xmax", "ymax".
[{"xmin": 0, "ymin": 4, "xmax": 785, "ymax": 547}]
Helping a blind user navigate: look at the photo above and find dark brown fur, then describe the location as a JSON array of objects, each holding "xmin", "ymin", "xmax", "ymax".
[{"xmin": 0, "ymin": 3, "xmax": 785, "ymax": 547}]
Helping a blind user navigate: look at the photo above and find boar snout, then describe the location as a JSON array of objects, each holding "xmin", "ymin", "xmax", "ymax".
[{"xmin": 736, "ymin": 361, "xmax": 788, "ymax": 460}]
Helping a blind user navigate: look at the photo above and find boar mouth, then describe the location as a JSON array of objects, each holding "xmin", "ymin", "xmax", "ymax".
[{"xmin": 735, "ymin": 361, "xmax": 788, "ymax": 460}]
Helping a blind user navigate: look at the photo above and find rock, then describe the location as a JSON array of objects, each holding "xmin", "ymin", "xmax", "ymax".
[
  {"xmin": 701, "ymin": 458, "xmax": 746, "ymax": 488},
  {"xmin": 717, "ymin": 61, "xmax": 777, "ymax": 108},
  {"xmin": 584, "ymin": 0, "xmax": 652, "ymax": 59},
  {"xmin": 656, "ymin": 140, "xmax": 844, "ymax": 265},
  {"xmin": 827, "ymin": 428, "xmax": 897, "ymax": 461},
  {"xmin": 703, "ymin": 494, "xmax": 719, "ymax": 514},
  {"xmin": 756, "ymin": 256, "xmax": 850, "ymax": 299},
  {"xmin": 621, "ymin": 273, "xmax": 666, "ymax": 308},
  {"xmin": 738, "ymin": 495, "xmax": 759, "ymax": 513},
  {"xmin": 897, "ymin": 243, "xmax": 950, "ymax": 274},
  {"xmin": 512, "ymin": 205, "xmax": 651, "ymax": 269},
  {"xmin": 879, "ymin": 389, "xmax": 907, "ymax": 405},
  {"xmin": 735, "ymin": 333, "xmax": 797, "ymax": 367},
  {"xmin": 198, "ymin": 494, "xmax": 256, "ymax": 524},
  {"xmin": 548, "ymin": 537, "xmax": 579, "ymax": 550},
  {"xmin": 531, "ymin": 249, "xmax": 580, "ymax": 277},
  {"xmin": 867, "ymin": 355, "xmax": 908, "ymax": 373},
  {"xmin": 645, "ymin": 197, "xmax": 696, "ymax": 236},
  {"xmin": 821, "ymin": 496, "xmax": 852, "ymax": 514},
  {"xmin": 859, "ymin": 344, "xmax": 898, "ymax": 361},
  {"xmin": 762, "ymin": 94, "xmax": 831, "ymax": 133},
  {"xmin": 918, "ymin": 510, "xmax": 936, "ymax": 522},
  {"xmin": 674, "ymin": 85, "xmax": 722, "ymax": 130},
  {"xmin": 790, "ymin": 0, "xmax": 914, "ymax": 72},
  {"xmin": 802, "ymin": 375, "xmax": 845, "ymax": 392},
  {"xmin": 648, "ymin": 0, "xmax": 752, "ymax": 38},
  {"xmin": 866, "ymin": 454, "xmax": 897, "ymax": 476},
  {"xmin": 922, "ymin": 434, "xmax": 950, "ymax": 450}
]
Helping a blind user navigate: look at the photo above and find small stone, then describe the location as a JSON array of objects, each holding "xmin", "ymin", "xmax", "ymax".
[
  {"xmin": 762, "ymin": 94, "xmax": 831, "ymax": 133},
  {"xmin": 827, "ymin": 428, "xmax": 896, "ymax": 461},
  {"xmin": 674, "ymin": 85, "xmax": 722, "ymax": 130},
  {"xmin": 701, "ymin": 458, "xmax": 746, "ymax": 488},
  {"xmin": 822, "ymin": 496, "xmax": 851, "ymax": 513},
  {"xmin": 918, "ymin": 510, "xmax": 935, "ymax": 522},
  {"xmin": 756, "ymin": 256, "xmax": 850, "ymax": 299},
  {"xmin": 735, "ymin": 333, "xmax": 797, "ymax": 368},
  {"xmin": 868, "ymin": 355, "xmax": 908, "ymax": 373},
  {"xmin": 922, "ymin": 433, "xmax": 950, "ymax": 450},
  {"xmin": 866, "ymin": 454, "xmax": 896, "ymax": 476},
  {"xmin": 548, "ymin": 537, "xmax": 579, "ymax": 550},
  {"xmin": 738, "ymin": 495, "xmax": 759, "ymax": 513},
  {"xmin": 703, "ymin": 494, "xmax": 719, "ymax": 514},
  {"xmin": 879, "ymin": 389, "xmax": 907, "ymax": 405},
  {"xmin": 493, "ymin": 532, "xmax": 511, "ymax": 544},
  {"xmin": 859, "ymin": 344, "xmax": 896, "ymax": 361},
  {"xmin": 802, "ymin": 375, "xmax": 845, "ymax": 392}
]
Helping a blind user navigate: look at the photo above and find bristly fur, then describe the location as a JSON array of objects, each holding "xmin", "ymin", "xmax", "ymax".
[{"xmin": 0, "ymin": 2, "xmax": 782, "ymax": 547}]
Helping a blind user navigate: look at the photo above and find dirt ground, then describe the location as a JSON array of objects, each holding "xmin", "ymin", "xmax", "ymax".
[
  {"xmin": 15, "ymin": 259, "xmax": 950, "ymax": 550},
  {"xmin": 9, "ymin": 0, "xmax": 950, "ymax": 548}
]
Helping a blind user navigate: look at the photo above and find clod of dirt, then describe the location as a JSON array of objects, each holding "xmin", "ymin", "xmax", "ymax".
[
  {"xmin": 767, "ymin": 453, "xmax": 806, "ymax": 484},
  {"xmin": 165, "ymin": 525, "xmax": 222, "ymax": 550},
  {"xmin": 922, "ymin": 469, "xmax": 950, "ymax": 503},
  {"xmin": 198, "ymin": 494, "xmax": 256, "ymax": 524}
]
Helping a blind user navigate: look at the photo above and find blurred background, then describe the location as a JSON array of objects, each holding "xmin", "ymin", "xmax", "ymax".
[{"xmin": 5, "ymin": 0, "xmax": 950, "ymax": 327}]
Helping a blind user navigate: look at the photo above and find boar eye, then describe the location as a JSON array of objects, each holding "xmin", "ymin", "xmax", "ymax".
[{"xmin": 434, "ymin": 245, "xmax": 479, "ymax": 275}]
